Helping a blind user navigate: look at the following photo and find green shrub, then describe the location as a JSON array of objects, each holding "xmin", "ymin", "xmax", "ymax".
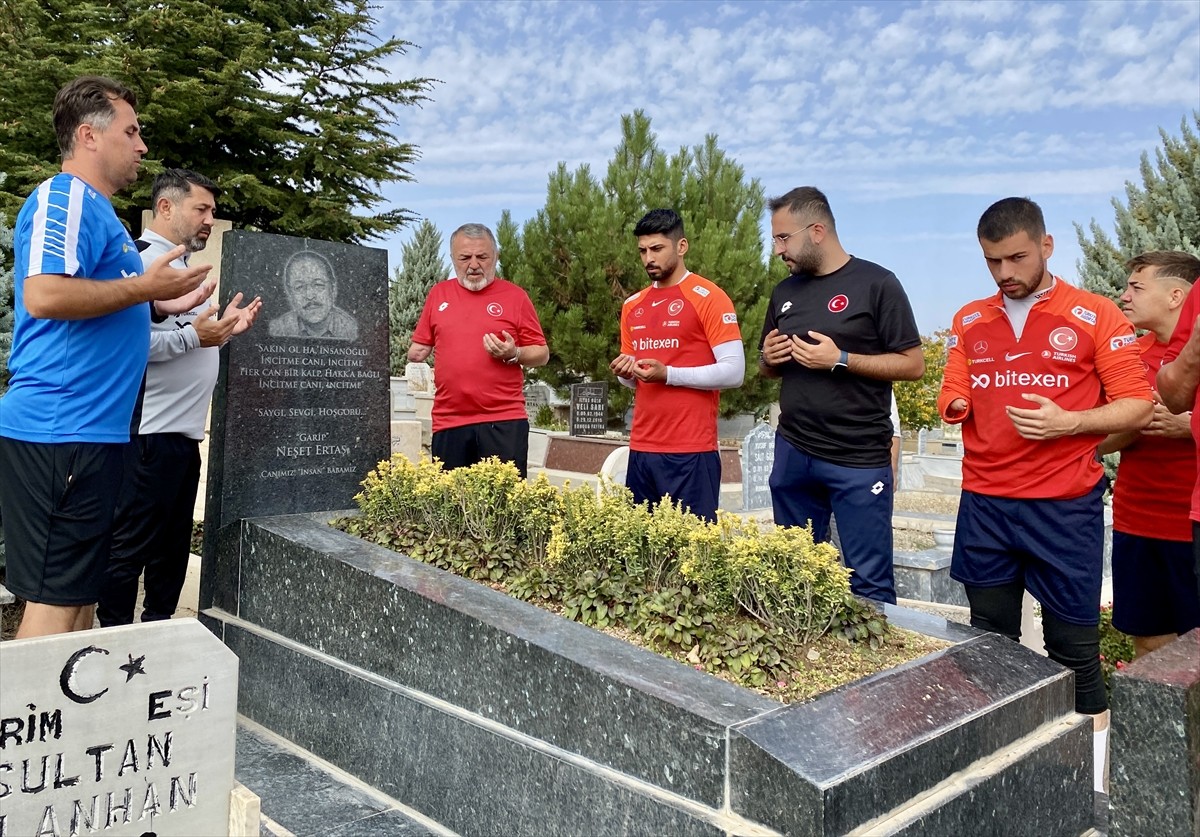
[
  {"xmin": 1098, "ymin": 603, "xmax": 1134, "ymax": 692},
  {"xmin": 345, "ymin": 455, "xmax": 879, "ymax": 690}
]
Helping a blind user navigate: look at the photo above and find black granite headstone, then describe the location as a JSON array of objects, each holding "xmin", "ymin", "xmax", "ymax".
[
  {"xmin": 568, "ymin": 381, "xmax": 608, "ymax": 436},
  {"xmin": 201, "ymin": 232, "xmax": 389, "ymax": 608},
  {"xmin": 741, "ymin": 422, "xmax": 774, "ymax": 510}
]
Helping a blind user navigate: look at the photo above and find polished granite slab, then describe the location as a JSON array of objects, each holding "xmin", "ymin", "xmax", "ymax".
[
  {"xmin": 217, "ymin": 513, "xmax": 776, "ymax": 809},
  {"xmin": 729, "ymin": 635, "xmax": 1086, "ymax": 835},
  {"xmin": 227, "ymin": 624, "xmax": 737, "ymax": 837},
  {"xmin": 1109, "ymin": 628, "xmax": 1200, "ymax": 837},
  {"xmin": 205, "ymin": 513, "xmax": 1091, "ymax": 836}
]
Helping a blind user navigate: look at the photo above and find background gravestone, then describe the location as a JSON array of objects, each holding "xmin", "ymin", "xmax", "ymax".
[
  {"xmin": 568, "ymin": 382, "xmax": 608, "ymax": 436},
  {"xmin": 201, "ymin": 232, "xmax": 389, "ymax": 610},
  {"xmin": 0, "ymin": 620, "xmax": 238, "ymax": 836},
  {"xmin": 741, "ymin": 422, "xmax": 775, "ymax": 510}
]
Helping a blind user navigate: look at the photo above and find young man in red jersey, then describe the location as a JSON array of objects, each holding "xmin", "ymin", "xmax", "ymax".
[
  {"xmin": 1100, "ymin": 252, "xmax": 1200, "ymax": 659},
  {"xmin": 610, "ymin": 209, "xmax": 743, "ymax": 521},
  {"xmin": 939, "ymin": 197, "xmax": 1153, "ymax": 793},
  {"xmin": 408, "ymin": 224, "xmax": 548, "ymax": 477}
]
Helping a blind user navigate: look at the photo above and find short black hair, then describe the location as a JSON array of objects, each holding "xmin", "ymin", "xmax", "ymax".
[
  {"xmin": 150, "ymin": 168, "xmax": 221, "ymax": 215},
  {"xmin": 633, "ymin": 209, "xmax": 685, "ymax": 241},
  {"xmin": 977, "ymin": 197, "xmax": 1045, "ymax": 242},
  {"xmin": 768, "ymin": 186, "xmax": 836, "ymax": 231}
]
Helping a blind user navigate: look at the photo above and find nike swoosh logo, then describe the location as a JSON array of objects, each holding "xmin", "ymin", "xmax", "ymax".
[
  {"xmin": 651, "ymin": 299, "xmax": 667, "ymax": 307},
  {"xmin": 1005, "ymin": 351, "xmax": 1031, "ymax": 361}
]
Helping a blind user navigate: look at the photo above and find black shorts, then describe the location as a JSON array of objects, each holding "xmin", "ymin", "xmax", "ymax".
[
  {"xmin": 431, "ymin": 419, "xmax": 529, "ymax": 478},
  {"xmin": 1111, "ymin": 530, "xmax": 1200, "ymax": 637},
  {"xmin": 0, "ymin": 437, "xmax": 125, "ymax": 605}
]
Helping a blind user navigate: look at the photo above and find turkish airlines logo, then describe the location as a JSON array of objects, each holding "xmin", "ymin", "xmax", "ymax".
[
  {"xmin": 722, "ymin": 312, "xmax": 737, "ymax": 324},
  {"xmin": 1109, "ymin": 334, "xmax": 1136, "ymax": 351},
  {"xmin": 1071, "ymin": 305, "xmax": 1097, "ymax": 326},
  {"xmin": 828, "ymin": 294, "xmax": 848, "ymax": 313},
  {"xmin": 668, "ymin": 300, "xmax": 685, "ymax": 316},
  {"xmin": 1048, "ymin": 327, "xmax": 1077, "ymax": 351},
  {"xmin": 486, "ymin": 303, "xmax": 504, "ymax": 317}
]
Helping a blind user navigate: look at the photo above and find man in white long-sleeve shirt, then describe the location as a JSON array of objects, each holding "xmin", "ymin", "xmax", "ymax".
[
  {"xmin": 609, "ymin": 209, "xmax": 744, "ymax": 521},
  {"xmin": 97, "ymin": 169, "xmax": 261, "ymax": 627}
]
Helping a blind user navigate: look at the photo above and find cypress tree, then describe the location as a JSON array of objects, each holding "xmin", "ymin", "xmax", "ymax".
[{"xmin": 390, "ymin": 219, "xmax": 448, "ymax": 375}]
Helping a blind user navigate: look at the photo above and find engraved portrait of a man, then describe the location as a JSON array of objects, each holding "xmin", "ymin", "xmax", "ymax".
[{"xmin": 268, "ymin": 250, "xmax": 358, "ymax": 340}]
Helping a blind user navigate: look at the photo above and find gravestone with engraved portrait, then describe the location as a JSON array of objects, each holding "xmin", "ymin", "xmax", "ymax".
[
  {"xmin": 201, "ymin": 233, "xmax": 389, "ymax": 608},
  {"xmin": 0, "ymin": 620, "xmax": 238, "ymax": 836}
]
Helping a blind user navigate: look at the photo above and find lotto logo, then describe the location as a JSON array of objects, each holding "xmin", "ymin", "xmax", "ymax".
[
  {"xmin": 487, "ymin": 303, "xmax": 504, "ymax": 317},
  {"xmin": 438, "ymin": 302, "xmax": 449, "ymax": 312},
  {"xmin": 870, "ymin": 481, "xmax": 884, "ymax": 495},
  {"xmin": 722, "ymin": 312, "xmax": 737, "ymax": 324},
  {"xmin": 828, "ymin": 294, "xmax": 849, "ymax": 313}
]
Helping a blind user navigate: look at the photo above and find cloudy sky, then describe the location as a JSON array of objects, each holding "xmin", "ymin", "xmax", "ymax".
[{"xmin": 370, "ymin": 0, "xmax": 1200, "ymax": 333}]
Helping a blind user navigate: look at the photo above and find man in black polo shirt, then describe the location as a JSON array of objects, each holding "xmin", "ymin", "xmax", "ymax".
[{"xmin": 758, "ymin": 186, "xmax": 923, "ymax": 603}]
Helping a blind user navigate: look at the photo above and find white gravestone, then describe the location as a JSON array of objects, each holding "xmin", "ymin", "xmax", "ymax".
[
  {"xmin": 741, "ymin": 423, "xmax": 775, "ymax": 511},
  {"xmin": 0, "ymin": 619, "xmax": 238, "ymax": 836}
]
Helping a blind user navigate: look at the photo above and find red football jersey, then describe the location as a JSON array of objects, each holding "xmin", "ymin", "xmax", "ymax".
[
  {"xmin": 412, "ymin": 278, "xmax": 546, "ymax": 433},
  {"xmin": 938, "ymin": 279, "xmax": 1152, "ymax": 499},
  {"xmin": 1161, "ymin": 282, "xmax": 1200, "ymax": 522},
  {"xmin": 620, "ymin": 273, "xmax": 741, "ymax": 453},
  {"xmin": 1112, "ymin": 334, "xmax": 1194, "ymax": 541}
]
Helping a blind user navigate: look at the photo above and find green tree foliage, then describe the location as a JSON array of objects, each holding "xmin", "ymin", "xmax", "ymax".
[
  {"xmin": 1076, "ymin": 113, "xmax": 1200, "ymax": 301},
  {"xmin": 498, "ymin": 111, "xmax": 783, "ymax": 421},
  {"xmin": 893, "ymin": 330, "xmax": 950, "ymax": 431},
  {"xmin": 0, "ymin": 0, "xmax": 435, "ymax": 243},
  {"xmin": 389, "ymin": 219, "xmax": 447, "ymax": 375}
]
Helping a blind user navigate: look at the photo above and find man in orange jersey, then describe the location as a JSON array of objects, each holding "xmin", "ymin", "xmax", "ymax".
[
  {"xmin": 939, "ymin": 197, "xmax": 1153, "ymax": 792},
  {"xmin": 1099, "ymin": 252, "xmax": 1200, "ymax": 659},
  {"xmin": 610, "ymin": 209, "xmax": 743, "ymax": 521}
]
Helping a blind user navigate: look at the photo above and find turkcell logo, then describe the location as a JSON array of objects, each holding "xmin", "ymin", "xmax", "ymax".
[
  {"xmin": 1109, "ymin": 334, "xmax": 1136, "ymax": 351},
  {"xmin": 971, "ymin": 370, "xmax": 1069, "ymax": 389}
]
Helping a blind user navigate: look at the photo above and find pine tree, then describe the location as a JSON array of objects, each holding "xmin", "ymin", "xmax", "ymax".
[
  {"xmin": 0, "ymin": 0, "xmax": 434, "ymax": 243},
  {"xmin": 498, "ymin": 111, "xmax": 781, "ymax": 422},
  {"xmin": 1076, "ymin": 112, "xmax": 1200, "ymax": 301},
  {"xmin": 390, "ymin": 219, "xmax": 447, "ymax": 375}
]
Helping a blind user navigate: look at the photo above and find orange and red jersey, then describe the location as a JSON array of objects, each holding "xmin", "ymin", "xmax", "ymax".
[
  {"xmin": 1112, "ymin": 334, "xmax": 1195, "ymax": 541},
  {"xmin": 620, "ymin": 273, "xmax": 741, "ymax": 453},
  {"xmin": 938, "ymin": 279, "xmax": 1151, "ymax": 499},
  {"xmin": 1162, "ymin": 281, "xmax": 1200, "ymax": 522},
  {"xmin": 412, "ymin": 278, "xmax": 546, "ymax": 433}
]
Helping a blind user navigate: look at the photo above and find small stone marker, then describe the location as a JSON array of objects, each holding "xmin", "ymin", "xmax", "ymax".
[
  {"xmin": 741, "ymin": 423, "xmax": 775, "ymax": 510},
  {"xmin": 0, "ymin": 619, "xmax": 238, "ymax": 836},
  {"xmin": 404, "ymin": 362, "xmax": 433, "ymax": 395},
  {"xmin": 524, "ymin": 381, "xmax": 552, "ymax": 418},
  {"xmin": 568, "ymin": 382, "xmax": 608, "ymax": 437}
]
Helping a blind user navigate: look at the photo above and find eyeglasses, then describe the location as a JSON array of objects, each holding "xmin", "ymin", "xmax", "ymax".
[{"xmin": 771, "ymin": 223, "xmax": 816, "ymax": 246}]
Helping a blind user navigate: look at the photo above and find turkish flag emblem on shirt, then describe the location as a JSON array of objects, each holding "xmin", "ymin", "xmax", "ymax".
[{"xmin": 828, "ymin": 294, "xmax": 849, "ymax": 313}]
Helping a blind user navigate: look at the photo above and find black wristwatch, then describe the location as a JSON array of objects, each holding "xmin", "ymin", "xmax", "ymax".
[{"xmin": 831, "ymin": 349, "xmax": 849, "ymax": 371}]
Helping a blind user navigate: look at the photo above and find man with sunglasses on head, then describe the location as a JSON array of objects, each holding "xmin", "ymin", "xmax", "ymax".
[{"xmin": 758, "ymin": 186, "xmax": 923, "ymax": 604}]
